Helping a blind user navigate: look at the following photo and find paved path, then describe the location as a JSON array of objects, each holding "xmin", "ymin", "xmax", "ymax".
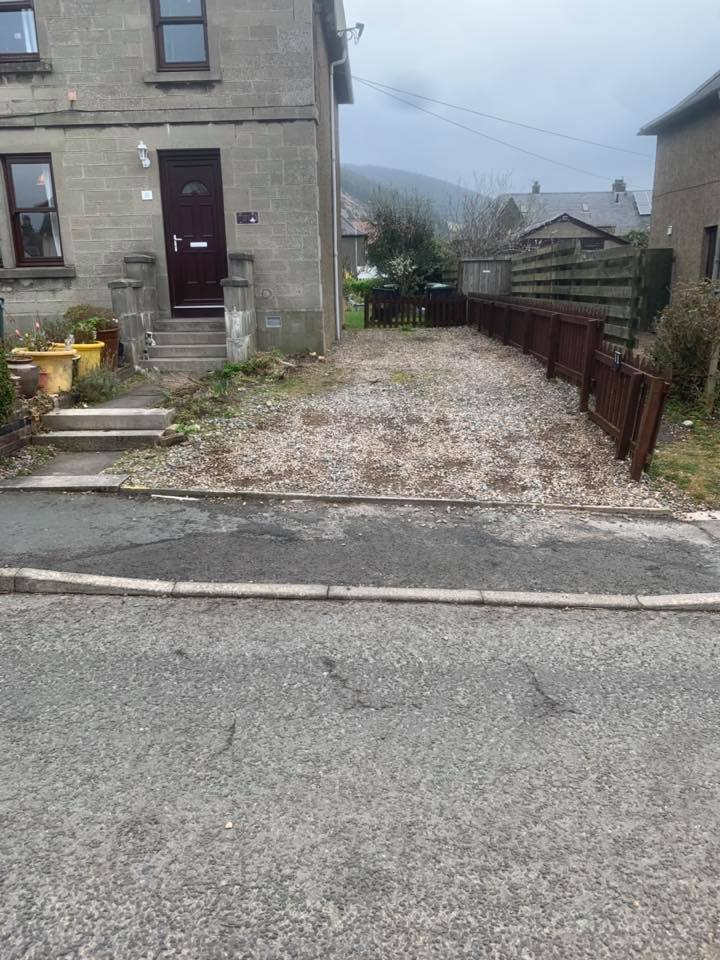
[
  {"xmin": 1, "ymin": 492, "xmax": 718, "ymax": 594},
  {"xmin": 1, "ymin": 596, "xmax": 719, "ymax": 958}
]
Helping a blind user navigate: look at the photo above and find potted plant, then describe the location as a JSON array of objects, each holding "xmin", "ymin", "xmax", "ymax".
[
  {"xmin": 4, "ymin": 351, "xmax": 40, "ymax": 398},
  {"xmin": 67, "ymin": 319, "xmax": 105, "ymax": 378},
  {"xmin": 64, "ymin": 305, "xmax": 119, "ymax": 370},
  {"xmin": 12, "ymin": 322, "xmax": 77, "ymax": 395}
]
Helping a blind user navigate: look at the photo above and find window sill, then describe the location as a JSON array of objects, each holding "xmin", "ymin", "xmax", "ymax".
[
  {"xmin": 0, "ymin": 265, "xmax": 76, "ymax": 279},
  {"xmin": 143, "ymin": 68, "xmax": 221, "ymax": 84},
  {"xmin": 0, "ymin": 59, "xmax": 52, "ymax": 75}
]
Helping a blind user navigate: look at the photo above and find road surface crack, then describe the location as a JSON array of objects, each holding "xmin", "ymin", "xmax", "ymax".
[
  {"xmin": 320, "ymin": 656, "xmax": 419, "ymax": 712},
  {"xmin": 524, "ymin": 663, "xmax": 578, "ymax": 718},
  {"xmin": 213, "ymin": 717, "xmax": 237, "ymax": 756}
]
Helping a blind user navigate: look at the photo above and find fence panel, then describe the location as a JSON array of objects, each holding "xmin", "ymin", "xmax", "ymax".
[
  {"xmin": 467, "ymin": 294, "xmax": 670, "ymax": 479},
  {"xmin": 365, "ymin": 295, "xmax": 466, "ymax": 329}
]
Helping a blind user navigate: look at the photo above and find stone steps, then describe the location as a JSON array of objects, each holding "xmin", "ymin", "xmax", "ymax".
[
  {"xmin": 148, "ymin": 344, "xmax": 227, "ymax": 359},
  {"xmin": 153, "ymin": 319, "xmax": 225, "ymax": 334},
  {"xmin": 35, "ymin": 406, "xmax": 176, "ymax": 452},
  {"xmin": 42, "ymin": 408, "xmax": 175, "ymax": 432},
  {"xmin": 148, "ymin": 317, "xmax": 228, "ymax": 372},
  {"xmin": 152, "ymin": 331, "xmax": 226, "ymax": 346},
  {"xmin": 138, "ymin": 357, "xmax": 227, "ymax": 373},
  {"xmin": 33, "ymin": 430, "xmax": 164, "ymax": 452}
]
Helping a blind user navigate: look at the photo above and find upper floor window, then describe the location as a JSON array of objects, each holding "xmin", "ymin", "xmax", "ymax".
[
  {"xmin": 0, "ymin": 1, "xmax": 39, "ymax": 60},
  {"xmin": 152, "ymin": 0, "xmax": 209, "ymax": 71},
  {"xmin": 2, "ymin": 155, "xmax": 64, "ymax": 265}
]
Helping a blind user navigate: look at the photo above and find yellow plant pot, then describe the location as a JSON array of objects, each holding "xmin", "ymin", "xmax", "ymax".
[
  {"xmin": 53, "ymin": 341, "xmax": 104, "ymax": 378},
  {"xmin": 12, "ymin": 348, "xmax": 77, "ymax": 394}
]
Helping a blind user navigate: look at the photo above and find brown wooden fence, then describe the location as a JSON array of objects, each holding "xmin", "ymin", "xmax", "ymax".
[
  {"xmin": 364, "ymin": 295, "xmax": 466, "ymax": 329},
  {"xmin": 468, "ymin": 295, "xmax": 671, "ymax": 479},
  {"xmin": 509, "ymin": 244, "xmax": 673, "ymax": 342}
]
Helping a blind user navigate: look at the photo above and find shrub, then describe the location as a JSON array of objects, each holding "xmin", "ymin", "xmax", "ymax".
[
  {"xmin": 343, "ymin": 275, "xmax": 377, "ymax": 301},
  {"xmin": 73, "ymin": 368, "xmax": 117, "ymax": 405},
  {"xmin": 72, "ymin": 319, "xmax": 98, "ymax": 344},
  {"xmin": 63, "ymin": 304, "xmax": 115, "ymax": 327},
  {"xmin": 43, "ymin": 317, "xmax": 73, "ymax": 343},
  {"xmin": 652, "ymin": 280, "xmax": 720, "ymax": 405},
  {"xmin": 0, "ymin": 346, "xmax": 16, "ymax": 426}
]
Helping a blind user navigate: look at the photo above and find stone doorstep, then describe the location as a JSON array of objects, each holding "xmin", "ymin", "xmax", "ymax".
[
  {"xmin": 41, "ymin": 408, "xmax": 175, "ymax": 432},
  {"xmin": 32, "ymin": 430, "xmax": 164, "ymax": 452}
]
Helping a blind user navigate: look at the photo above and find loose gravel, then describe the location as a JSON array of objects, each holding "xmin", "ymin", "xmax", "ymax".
[{"xmin": 116, "ymin": 328, "xmax": 692, "ymax": 509}]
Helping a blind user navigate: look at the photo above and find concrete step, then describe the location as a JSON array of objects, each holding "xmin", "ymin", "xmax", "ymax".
[
  {"xmin": 154, "ymin": 319, "xmax": 225, "ymax": 333},
  {"xmin": 149, "ymin": 345, "xmax": 227, "ymax": 359},
  {"xmin": 42, "ymin": 408, "xmax": 175, "ymax": 432},
  {"xmin": 153, "ymin": 332, "xmax": 226, "ymax": 346},
  {"xmin": 33, "ymin": 431, "xmax": 163, "ymax": 452},
  {"xmin": 138, "ymin": 358, "xmax": 226, "ymax": 373}
]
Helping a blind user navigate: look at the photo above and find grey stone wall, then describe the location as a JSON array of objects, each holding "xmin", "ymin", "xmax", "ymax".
[
  {"xmin": 0, "ymin": 0, "xmax": 349, "ymax": 354},
  {"xmin": 648, "ymin": 107, "xmax": 720, "ymax": 288}
]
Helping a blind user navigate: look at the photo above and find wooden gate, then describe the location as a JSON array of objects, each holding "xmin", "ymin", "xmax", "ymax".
[{"xmin": 364, "ymin": 295, "xmax": 466, "ymax": 329}]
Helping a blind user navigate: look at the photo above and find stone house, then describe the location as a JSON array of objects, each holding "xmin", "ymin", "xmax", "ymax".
[
  {"xmin": 501, "ymin": 180, "xmax": 651, "ymax": 239},
  {"xmin": 640, "ymin": 68, "xmax": 720, "ymax": 288},
  {"xmin": 518, "ymin": 214, "xmax": 629, "ymax": 252},
  {"xmin": 340, "ymin": 214, "xmax": 367, "ymax": 275},
  {"xmin": 0, "ymin": 0, "xmax": 353, "ymax": 369}
]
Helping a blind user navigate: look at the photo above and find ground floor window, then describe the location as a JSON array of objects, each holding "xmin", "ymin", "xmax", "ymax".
[{"xmin": 2, "ymin": 154, "xmax": 63, "ymax": 265}]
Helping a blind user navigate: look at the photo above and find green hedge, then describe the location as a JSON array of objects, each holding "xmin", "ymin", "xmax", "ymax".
[{"xmin": 0, "ymin": 346, "xmax": 16, "ymax": 427}]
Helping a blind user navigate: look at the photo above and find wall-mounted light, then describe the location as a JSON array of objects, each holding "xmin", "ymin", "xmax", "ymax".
[
  {"xmin": 138, "ymin": 142, "xmax": 151, "ymax": 169},
  {"xmin": 337, "ymin": 22, "xmax": 365, "ymax": 44}
]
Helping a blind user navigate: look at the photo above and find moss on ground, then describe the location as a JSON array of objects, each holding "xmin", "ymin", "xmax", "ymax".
[{"xmin": 649, "ymin": 402, "xmax": 720, "ymax": 507}]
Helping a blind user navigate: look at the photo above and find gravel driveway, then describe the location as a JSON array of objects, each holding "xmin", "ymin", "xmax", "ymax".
[{"xmin": 119, "ymin": 328, "xmax": 684, "ymax": 508}]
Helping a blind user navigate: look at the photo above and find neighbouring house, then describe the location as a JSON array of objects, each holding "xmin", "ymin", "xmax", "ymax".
[
  {"xmin": 340, "ymin": 214, "xmax": 368, "ymax": 275},
  {"xmin": 0, "ymin": 0, "xmax": 353, "ymax": 368},
  {"xmin": 518, "ymin": 214, "xmax": 629, "ymax": 251},
  {"xmin": 640, "ymin": 68, "xmax": 720, "ymax": 287},
  {"xmin": 501, "ymin": 180, "xmax": 652, "ymax": 239}
]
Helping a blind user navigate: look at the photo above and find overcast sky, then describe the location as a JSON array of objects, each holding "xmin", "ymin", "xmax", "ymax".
[{"xmin": 340, "ymin": 0, "xmax": 719, "ymax": 194}]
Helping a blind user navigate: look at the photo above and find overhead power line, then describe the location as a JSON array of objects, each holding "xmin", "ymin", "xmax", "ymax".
[
  {"xmin": 354, "ymin": 76, "xmax": 651, "ymax": 159},
  {"xmin": 355, "ymin": 78, "xmax": 622, "ymax": 183}
]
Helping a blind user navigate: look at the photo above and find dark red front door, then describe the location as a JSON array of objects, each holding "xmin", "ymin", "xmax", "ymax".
[{"xmin": 159, "ymin": 150, "xmax": 228, "ymax": 316}]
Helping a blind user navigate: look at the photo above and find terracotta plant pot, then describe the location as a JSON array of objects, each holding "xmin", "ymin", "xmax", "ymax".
[
  {"xmin": 12, "ymin": 348, "xmax": 77, "ymax": 395},
  {"xmin": 97, "ymin": 326, "xmax": 119, "ymax": 370},
  {"xmin": 6, "ymin": 355, "xmax": 40, "ymax": 398}
]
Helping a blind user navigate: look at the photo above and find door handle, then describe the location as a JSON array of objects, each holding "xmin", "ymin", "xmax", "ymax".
[{"xmin": 173, "ymin": 234, "xmax": 182, "ymax": 253}]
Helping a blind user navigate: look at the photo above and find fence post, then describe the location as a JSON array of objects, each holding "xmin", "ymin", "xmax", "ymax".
[
  {"xmin": 502, "ymin": 305, "xmax": 511, "ymax": 345},
  {"xmin": 616, "ymin": 370, "xmax": 643, "ymax": 460},
  {"xmin": 546, "ymin": 313, "xmax": 561, "ymax": 379},
  {"xmin": 522, "ymin": 309, "xmax": 533, "ymax": 354},
  {"xmin": 364, "ymin": 295, "xmax": 370, "ymax": 328},
  {"xmin": 579, "ymin": 321, "xmax": 600, "ymax": 412},
  {"xmin": 631, "ymin": 377, "xmax": 668, "ymax": 480}
]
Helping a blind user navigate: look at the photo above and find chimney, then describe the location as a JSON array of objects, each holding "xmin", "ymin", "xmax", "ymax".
[
  {"xmin": 532, "ymin": 180, "xmax": 541, "ymax": 194},
  {"xmin": 612, "ymin": 178, "xmax": 627, "ymax": 193}
]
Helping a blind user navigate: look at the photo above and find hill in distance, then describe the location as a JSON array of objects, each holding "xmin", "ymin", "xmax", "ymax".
[{"xmin": 341, "ymin": 164, "xmax": 480, "ymax": 223}]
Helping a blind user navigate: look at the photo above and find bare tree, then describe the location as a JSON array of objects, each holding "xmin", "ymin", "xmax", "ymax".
[{"xmin": 447, "ymin": 174, "xmax": 541, "ymax": 259}]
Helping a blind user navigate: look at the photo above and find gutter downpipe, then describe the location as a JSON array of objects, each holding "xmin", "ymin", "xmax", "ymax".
[{"xmin": 330, "ymin": 43, "xmax": 348, "ymax": 342}]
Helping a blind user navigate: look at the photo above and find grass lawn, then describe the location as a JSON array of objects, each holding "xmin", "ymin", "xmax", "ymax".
[
  {"xmin": 343, "ymin": 309, "xmax": 364, "ymax": 330},
  {"xmin": 649, "ymin": 401, "xmax": 720, "ymax": 507}
]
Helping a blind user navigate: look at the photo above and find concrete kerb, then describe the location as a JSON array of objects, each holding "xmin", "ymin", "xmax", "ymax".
[
  {"xmin": 120, "ymin": 486, "xmax": 673, "ymax": 518},
  {"xmin": 2, "ymin": 567, "xmax": 720, "ymax": 611},
  {"xmin": 0, "ymin": 480, "xmax": 675, "ymax": 518}
]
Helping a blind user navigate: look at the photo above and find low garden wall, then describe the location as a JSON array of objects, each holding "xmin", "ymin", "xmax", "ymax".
[{"xmin": 0, "ymin": 413, "xmax": 31, "ymax": 457}]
